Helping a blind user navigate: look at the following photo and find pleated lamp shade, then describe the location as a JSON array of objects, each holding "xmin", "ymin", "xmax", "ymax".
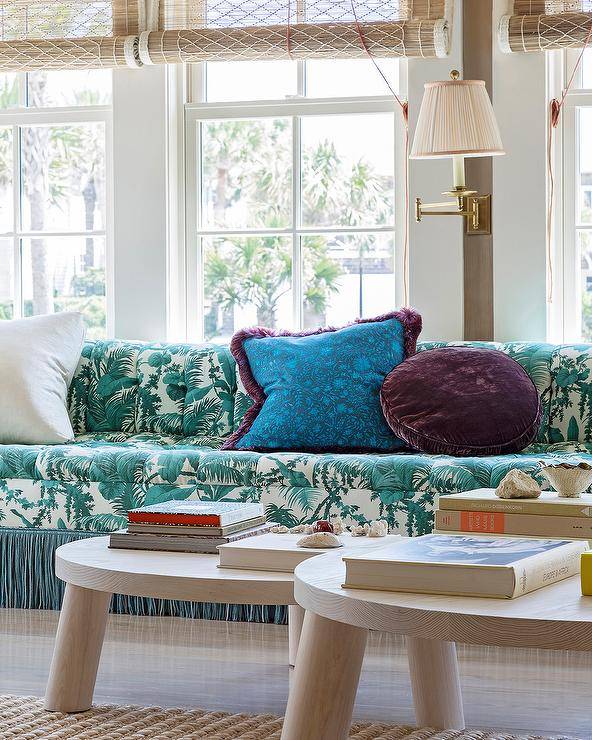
[{"xmin": 410, "ymin": 79, "xmax": 504, "ymax": 159}]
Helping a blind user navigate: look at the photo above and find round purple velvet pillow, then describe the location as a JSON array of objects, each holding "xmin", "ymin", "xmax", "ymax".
[{"xmin": 380, "ymin": 347, "xmax": 542, "ymax": 457}]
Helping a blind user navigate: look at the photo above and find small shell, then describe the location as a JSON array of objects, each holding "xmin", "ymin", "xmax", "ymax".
[
  {"xmin": 270, "ymin": 525, "xmax": 290, "ymax": 534},
  {"xmin": 303, "ymin": 524, "xmax": 314, "ymax": 534},
  {"xmin": 350, "ymin": 524, "xmax": 369, "ymax": 537},
  {"xmin": 368, "ymin": 520, "xmax": 388, "ymax": 537},
  {"xmin": 297, "ymin": 532, "xmax": 343, "ymax": 549},
  {"xmin": 331, "ymin": 518, "xmax": 345, "ymax": 535},
  {"xmin": 290, "ymin": 524, "xmax": 306, "ymax": 533},
  {"xmin": 541, "ymin": 463, "xmax": 592, "ymax": 499}
]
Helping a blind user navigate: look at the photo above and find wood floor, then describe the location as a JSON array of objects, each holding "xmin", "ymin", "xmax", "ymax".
[{"xmin": 1, "ymin": 607, "xmax": 591, "ymax": 738}]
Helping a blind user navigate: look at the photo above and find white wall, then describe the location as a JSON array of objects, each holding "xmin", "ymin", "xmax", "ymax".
[
  {"xmin": 492, "ymin": 0, "xmax": 548, "ymax": 341},
  {"xmin": 408, "ymin": 1, "xmax": 465, "ymax": 341},
  {"xmin": 112, "ymin": 66, "xmax": 169, "ymax": 340}
]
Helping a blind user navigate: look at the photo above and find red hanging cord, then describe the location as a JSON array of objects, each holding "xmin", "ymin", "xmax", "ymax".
[
  {"xmin": 350, "ymin": 0, "xmax": 410, "ymax": 306},
  {"xmin": 547, "ymin": 26, "xmax": 592, "ymax": 303}
]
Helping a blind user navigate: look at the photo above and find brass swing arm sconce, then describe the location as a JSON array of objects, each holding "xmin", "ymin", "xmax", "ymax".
[
  {"xmin": 410, "ymin": 70, "xmax": 504, "ymax": 237},
  {"xmin": 415, "ymin": 188, "xmax": 492, "ymax": 236}
]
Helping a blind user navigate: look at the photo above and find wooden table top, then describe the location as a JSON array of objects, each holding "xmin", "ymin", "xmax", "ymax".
[
  {"xmin": 55, "ymin": 536, "xmax": 296, "ymax": 605},
  {"xmin": 294, "ymin": 551, "xmax": 592, "ymax": 651}
]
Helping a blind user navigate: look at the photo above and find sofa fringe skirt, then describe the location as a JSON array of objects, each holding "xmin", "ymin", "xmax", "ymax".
[{"xmin": 0, "ymin": 528, "xmax": 287, "ymax": 624}]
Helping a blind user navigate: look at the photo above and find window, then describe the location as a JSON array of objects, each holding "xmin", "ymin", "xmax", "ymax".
[
  {"xmin": 184, "ymin": 59, "xmax": 399, "ymax": 343},
  {"xmin": 0, "ymin": 69, "xmax": 111, "ymax": 338}
]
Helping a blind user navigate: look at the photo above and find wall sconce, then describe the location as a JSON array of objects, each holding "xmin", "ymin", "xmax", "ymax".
[{"xmin": 410, "ymin": 70, "xmax": 504, "ymax": 235}]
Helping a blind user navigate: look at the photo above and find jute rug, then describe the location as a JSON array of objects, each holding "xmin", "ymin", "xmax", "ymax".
[{"xmin": 0, "ymin": 695, "xmax": 573, "ymax": 740}]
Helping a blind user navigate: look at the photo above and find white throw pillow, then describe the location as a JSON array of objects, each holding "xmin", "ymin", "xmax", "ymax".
[{"xmin": 0, "ymin": 312, "xmax": 86, "ymax": 444}]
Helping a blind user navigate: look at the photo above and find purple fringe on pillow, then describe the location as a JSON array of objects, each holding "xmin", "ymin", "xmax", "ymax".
[{"xmin": 222, "ymin": 308, "xmax": 422, "ymax": 451}]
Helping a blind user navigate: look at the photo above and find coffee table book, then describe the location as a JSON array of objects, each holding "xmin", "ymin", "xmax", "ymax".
[
  {"xmin": 438, "ymin": 488, "xmax": 592, "ymax": 517},
  {"xmin": 218, "ymin": 533, "xmax": 402, "ymax": 573},
  {"xmin": 341, "ymin": 534, "xmax": 588, "ymax": 598},
  {"xmin": 109, "ymin": 522, "xmax": 271, "ymax": 554},
  {"xmin": 127, "ymin": 516, "xmax": 266, "ymax": 537}
]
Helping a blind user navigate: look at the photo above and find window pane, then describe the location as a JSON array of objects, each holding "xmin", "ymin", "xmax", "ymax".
[
  {"xmin": 0, "ymin": 73, "xmax": 20, "ymax": 108},
  {"xmin": 0, "ymin": 239, "xmax": 14, "ymax": 319},
  {"xmin": 203, "ymin": 236, "xmax": 292, "ymax": 341},
  {"xmin": 0, "ymin": 126, "xmax": 13, "ymax": 232},
  {"xmin": 301, "ymin": 233, "xmax": 395, "ymax": 328},
  {"xmin": 579, "ymin": 108, "xmax": 592, "ymax": 225},
  {"xmin": 27, "ymin": 70, "xmax": 112, "ymax": 107},
  {"xmin": 306, "ymin": 59, "xmax": 398, "ymax": 98},
  {"xmin": 22, "ymin": 236, "xmax": 106, "ymax": 339},
  {"xmin": 206, "ymin": 61, "xmax": 297, "ymax": 102},
  {"xmin": 201, "ymin": 118, "xmax": 292, "ymax": 229},
  {"xmin": 301, "ymin": 113, "xmax": 394, "ymax": 228},
  {"xmin": 21, "ymin": 122, "xmax": 106, "ymax": 232}
]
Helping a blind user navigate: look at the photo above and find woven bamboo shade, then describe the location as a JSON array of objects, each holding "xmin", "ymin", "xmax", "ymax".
[
  {"xmin": 0, "ymin": 0, "xmax": 453, "ymax": 71},
  {"xmin": 500, "ymin": 0, "xmax": 592, "ymax": 52}
]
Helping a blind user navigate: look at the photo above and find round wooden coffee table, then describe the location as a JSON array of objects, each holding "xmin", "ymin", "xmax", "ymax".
[
  {"xmin": 281, "ymin": 550, "xmax": 592, "ymax": 740},
  {"xmin": 44, "ymin": 536, "xmax": 303, "ymax": 713}
]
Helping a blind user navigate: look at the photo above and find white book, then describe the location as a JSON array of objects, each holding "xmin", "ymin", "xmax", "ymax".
[
  {"xmin": 342, "ymin": 534, "xmax": 588, "ymax": 599},
  {"xmin": 218, "ymin": 532, "xmax": 402, "ymax": 573}
]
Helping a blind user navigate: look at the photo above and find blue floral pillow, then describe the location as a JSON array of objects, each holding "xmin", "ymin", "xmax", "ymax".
[{"xmin": 223, "ymin": 309, "xmax": 422, "ymax": 452}]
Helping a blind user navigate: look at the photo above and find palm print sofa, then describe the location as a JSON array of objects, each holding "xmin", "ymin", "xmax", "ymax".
[{"xmin": 2, "ymin": 337, "xmax": 592, "ymax": 618}]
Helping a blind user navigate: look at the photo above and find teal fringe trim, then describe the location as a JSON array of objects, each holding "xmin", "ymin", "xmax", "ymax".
[{"xmin": 0, "ymin": 528, "xmax": 287, "ymax": 625}]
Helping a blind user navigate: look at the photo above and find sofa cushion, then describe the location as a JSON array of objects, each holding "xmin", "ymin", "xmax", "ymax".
[
  {"xmin": 182, "ymin": 346, "xmax": 236, "ymax": 438},
  {"xmin": 86, "ymin": 340, "xmax": 143, "ymax": 433},
  {"xmin": 226, "ymin": 308, "xmax": 422, "ymax": 452},
  {"xmin": 418, "ymin": 341, "xmax": 554, "ymax": 444},
  {"xmin": 381, "ymin": 347, "xmax": 542, "ymax": 456},
  {"xmin": 136, "ymin": 345, "xmax": 191, "ymax": 436},
  {"xmin": 36, "ymin": 444, "xmax": 150, "ymax": 483},
  {"xmin": 548, "ymin": 345, "xmax": 592, "ymax": 444}
]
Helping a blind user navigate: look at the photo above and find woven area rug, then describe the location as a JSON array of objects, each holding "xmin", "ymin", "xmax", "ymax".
[{"xmin": 0, "ymin": 695, "xmax": 572, "ymax": 740}]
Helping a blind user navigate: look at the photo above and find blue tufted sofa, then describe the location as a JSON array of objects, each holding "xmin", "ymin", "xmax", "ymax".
[{"xmin": 3, "ymin": 337, "xmax": 592, "ymax": 618}]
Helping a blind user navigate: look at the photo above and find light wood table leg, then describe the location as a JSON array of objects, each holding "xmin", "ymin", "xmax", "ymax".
[
  {"xmin": 288, "ymin": 604, "xmax": 304, "ymax": 667},
  {"xmin": 406, "ymin": 636, "xmax": 465, "ymax": 730},
  {"xmin": 281, "ymin": 611, "xmax": 368, "ymax": 740},
  {"xmin": 44, "ymin": 583, "xmax": 112, "ymax": 713}
]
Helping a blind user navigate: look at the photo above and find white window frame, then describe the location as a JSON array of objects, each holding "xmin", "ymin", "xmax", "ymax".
[
  {"xmin": 181, "ymin": 61, "xmax": 404, "ymax": 343},
  {"xmin": 0, "ymin": 89, "xmax": 114, "ymax": 336},
  {"xmin": 549, "ymin": 50, "xmax": 592, "ymax": 343}
]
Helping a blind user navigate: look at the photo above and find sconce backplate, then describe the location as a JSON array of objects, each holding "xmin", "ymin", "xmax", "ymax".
[{"xmin": 466, "ymin": 195, "xmax": 491, "ymax": 236}]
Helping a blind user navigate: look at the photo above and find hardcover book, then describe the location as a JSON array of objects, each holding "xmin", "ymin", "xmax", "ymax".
[
  {"xmin": 435, "ymin": 509, "xmax": 592, "ymax": 538},
  {"xmin": 438, "ymin": 488, "xmax": 592, "ymax": 518},
  {"xmin": 109, "ymin": 522, "xmax": 272, "ymax": 554},
  {"xmin": 218, "ymin": 533, "xmax": 402, "ymax": 573},
  {"xmin": 127, "ymin": 516, "xmax": 266, "ymax": 537},
  {"xmin": 127, "ymin": 501, "xmax": 263, "ymax": 527},
  {"xmin": 342, "ymin": 534, "xmax": 588, "ymax": 599}
]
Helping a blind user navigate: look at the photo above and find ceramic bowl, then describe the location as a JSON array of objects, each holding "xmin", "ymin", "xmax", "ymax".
[{"xmin": 540, "ymin": 462, "xmax": 592, "ymax": 498}]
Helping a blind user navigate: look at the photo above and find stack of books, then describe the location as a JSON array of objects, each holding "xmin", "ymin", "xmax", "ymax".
[
  {"xmin": 434, "ymin": 488, "xmax": 592, "ymax": 543},
  {"xmin": 109, "ymin": 501, "xmax": 270, "ymax": 554}
]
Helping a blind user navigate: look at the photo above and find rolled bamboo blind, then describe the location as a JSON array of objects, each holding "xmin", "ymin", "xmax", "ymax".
[
  {"xmin": 0, "ymin": 0, "xmax": 453, "ymax": 71},
  {"xmin": 500, "ymin": 0, "xmax": 592, "ymax": 52}
]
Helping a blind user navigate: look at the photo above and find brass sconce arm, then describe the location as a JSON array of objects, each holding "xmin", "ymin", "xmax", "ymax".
[{"xmin": 415, "ymin": 188, "xmax": 491, "ymax": 235}]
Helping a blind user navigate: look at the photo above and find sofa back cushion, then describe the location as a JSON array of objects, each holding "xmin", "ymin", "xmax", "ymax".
[
  {"xmin": 548, "ymin": 345, "xmax": 592, "ymax": 443},
  {"xmin": 69, "ymin": 340, "xmax": 238, "ymax": 438}
]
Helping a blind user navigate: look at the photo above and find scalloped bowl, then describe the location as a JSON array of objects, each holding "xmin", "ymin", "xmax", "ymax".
[{"xmin": 540, "ymin": 462, "xmax": 592, "ymax": 499}]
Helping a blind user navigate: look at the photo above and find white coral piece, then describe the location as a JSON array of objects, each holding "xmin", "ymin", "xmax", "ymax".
[
  {"xmin": 270, "ymin": 525, "xmax": 290, "ymax": 534},
  {"xmin": 368, "ymin": 519, "xmax": 388, "ymax": 537},
  {"xmin": 495, "ymin": 469, "xmax": 541, "ymax": 500},
  {"xmin": 297, "ymin": 532, "xmax": 343, "ymax": 549},
  {"xmin": 290, "ymin": 525, "xmax": 306, "ymax": 533},
  {"xmin": 350, "ymin": 523, "xmax": 370, "ymax": 537}
]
